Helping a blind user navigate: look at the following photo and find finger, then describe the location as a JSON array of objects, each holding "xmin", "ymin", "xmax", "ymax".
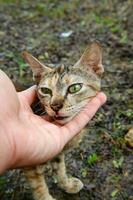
[
  {"xmin": 61, "ymin": 92, "xmax": 107, "ymax": 144},
  {"xmin": 18, "ymin": 85, "xmax": 37, "ymax": 105}
]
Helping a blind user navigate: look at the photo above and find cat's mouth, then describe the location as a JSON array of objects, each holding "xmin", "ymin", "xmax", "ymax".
[
  {"xmin": 54, "ymin": 115, "xmax": 69, "ymax": 121},
  {"xmin": 53, "ymin": 114, "xmax": 74, "ymax": 124}
]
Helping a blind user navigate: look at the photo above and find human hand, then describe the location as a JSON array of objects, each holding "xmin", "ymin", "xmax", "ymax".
[{"xmin": 0, "ymin": 70, "xmax": 106, "ymax": 173}]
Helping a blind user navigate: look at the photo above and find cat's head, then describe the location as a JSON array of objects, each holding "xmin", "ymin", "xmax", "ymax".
[{"xmin": 23, "ymin": 41, "xmax": 104, "ymax": 124}]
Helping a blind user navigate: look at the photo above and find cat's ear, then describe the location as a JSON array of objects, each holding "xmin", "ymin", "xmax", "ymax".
[
  {"xmin": 23, "ymin": 51, "xmax": 51, "ymax": 82},
  {"xmin": 74, "ymin": 41, "xmax": 104, "ymax": 75}
]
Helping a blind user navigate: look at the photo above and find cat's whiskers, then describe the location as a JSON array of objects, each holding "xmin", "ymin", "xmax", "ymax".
[
  {"xmin": 40, "ymin": 111, "xmax": 46, "ymax": 116},
  {"xmin": 32, "ymin": 100, "xmax": 42, "ymax": 107}
]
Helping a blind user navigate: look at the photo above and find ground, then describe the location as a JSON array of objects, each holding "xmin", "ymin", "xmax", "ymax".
[{"xmin": 0, "ymin": 0, "xmax": 133, "ymax": 200}]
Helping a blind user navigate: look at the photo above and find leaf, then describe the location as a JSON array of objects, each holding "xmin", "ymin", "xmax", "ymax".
[
  {"xmin": 87, "ymin": 152, "xmax": 99, "ymax": 165},
  {"xmin": 120, "ymin": 31, "xmax": 128, "ymax": 44},
  {"xmin": 112, "ymin": 156, "xmax": 124, "ymax": 168},
  {"xmin": 111, "ymin": 188, "xmax": 119, "ymax": 197}
]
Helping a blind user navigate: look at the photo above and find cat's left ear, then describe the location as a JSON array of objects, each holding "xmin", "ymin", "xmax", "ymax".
[{"xmin": 74, "ymin": 41, "xmax": 104, "ymax": 75}]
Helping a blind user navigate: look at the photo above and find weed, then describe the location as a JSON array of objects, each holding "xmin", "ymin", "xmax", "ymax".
[
  {"xmin": 111, "ymin": 188, "xmax": 119, "ymax": 198},
  {"xmin": 87, "ymin": 152, "xmax": 99, "ymax": 166},
  {"xmin": 80, "ymin": 168, "xmax": 87, "ymax": 177},
  {"xmin": 112, "ymin": 156, "xmax": 124, "ymax": 169},
  {"xmin": 111, "ymin": 145, "xmax": 122, "ymax": 158}
]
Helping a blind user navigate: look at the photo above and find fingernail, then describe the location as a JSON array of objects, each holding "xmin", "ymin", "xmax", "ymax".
[{"xmin": 97, "ymin": 92, "xmax": 107, "ymax": 104}]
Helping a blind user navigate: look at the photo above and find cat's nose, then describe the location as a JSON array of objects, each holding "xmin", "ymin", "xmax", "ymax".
[{"xmin": 50, "ymin": 102, "xmax": 63, "ymax": 112}]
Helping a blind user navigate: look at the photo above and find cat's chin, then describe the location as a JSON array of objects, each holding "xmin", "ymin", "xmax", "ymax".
[{"xmin": 54, "ymin": 115, "xmax": 74, "ymax": 125}]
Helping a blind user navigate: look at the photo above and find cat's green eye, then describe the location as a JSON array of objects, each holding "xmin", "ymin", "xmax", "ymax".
[
  {"xmin": 40, "ymin": 87, "xmax": 52, "ymax": 96},
  {"xmin": 68, "ymin": 83, "xmax": 82, "ymax": 94}
]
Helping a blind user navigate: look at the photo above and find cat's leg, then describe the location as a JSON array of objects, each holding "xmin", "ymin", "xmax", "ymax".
[
  {"xmin": 53, "ymin": 153, "xmax": 83, "ymax": 194},
  {"xmin": 24, "ymin": 165, "xmax": 56, "ymax": 200}
]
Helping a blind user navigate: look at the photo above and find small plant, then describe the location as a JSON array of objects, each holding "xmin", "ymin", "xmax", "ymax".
[
  {"xmin": 18, "ymin": 58, "xmax": 28, "ymax": 77},
  {"xmin": 87, "ymin": 152, "xmax": 99, "ymax": 165},
  {"xmin": 0, "ymin": 176, "xmax": 6, "ymax": 186},
  {"xmin": 110, "ymin": 174, "xmax": 121, "ymax": 183},
  {"xmin": 111, "ymin": 188, "xmax": 119, "ymax": 198},
  {"xmin": 112, "ymin": 156, "xmax": 124, "ymax": 169},
  {"xmin": 80, "ymin": 168, "xmax": 87, "ymax": 177},
  {"xmin": 111, "ymin": 145, "xmax": 122, "ymax": 158},
  {"xmin": 120, "ymin": 31, "xmax": 128, "ymax": 44}
]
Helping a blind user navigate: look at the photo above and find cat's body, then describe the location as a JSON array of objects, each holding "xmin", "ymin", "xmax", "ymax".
[{"xmin": 23, "ymin": 41, "xmax": 104, "ymax": 200}]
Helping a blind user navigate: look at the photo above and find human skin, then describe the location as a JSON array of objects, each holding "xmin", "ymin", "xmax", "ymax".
[{"xmin": 0, "ymin": 69, "xmax": 106, "ymax": 174}]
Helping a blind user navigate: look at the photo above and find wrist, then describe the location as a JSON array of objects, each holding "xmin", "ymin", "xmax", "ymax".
[
  {"xmin": 0, "ymin": 116, "xmax": 23, "ymax": 173},
  {"xmin": 0, "ymin": 125, "xmax": 14, "ymax": 173}
]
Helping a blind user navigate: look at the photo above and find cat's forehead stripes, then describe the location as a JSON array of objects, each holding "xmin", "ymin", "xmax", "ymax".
[
  {"xmin": 62, "ymin": 74, "xmax": 71, "ymax": 84},
  {"xmin": 41, "ymin": 71, "xmax": 59, "ymax": 87},
  {"xmin": 55, "ymin": 65, "xmax": 83, "ymax": 89},
  {"xmin": 41, "ymin": 64, "xmax": 70, "ymax": 85},
  {"xmin": 47, "ymin": 72, "xmax": 59, "ymax": 87}
]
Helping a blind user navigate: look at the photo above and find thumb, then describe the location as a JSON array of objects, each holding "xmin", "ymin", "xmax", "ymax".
[{"xmin": 18, "ymin": 85, "xmax": 37, "ymax": 105}]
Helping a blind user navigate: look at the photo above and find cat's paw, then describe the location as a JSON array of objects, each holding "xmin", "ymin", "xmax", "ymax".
[{"xmin": 64, "ymin": 177, "xmax": 84, "ymax": 194}]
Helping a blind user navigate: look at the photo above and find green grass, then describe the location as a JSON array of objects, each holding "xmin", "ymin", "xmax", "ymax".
[{"xmin": 87, "ymin": 152, "xmax": 99, "ymax": 166}]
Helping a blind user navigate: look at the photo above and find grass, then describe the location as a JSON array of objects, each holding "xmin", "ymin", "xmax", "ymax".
[
  {"xmin": 87, "ymin": 152, "xmax": 99, "ymax": 166},
  {"xmin": 112, "ymin": 156, "xmax": 124, "ymax": 169}
]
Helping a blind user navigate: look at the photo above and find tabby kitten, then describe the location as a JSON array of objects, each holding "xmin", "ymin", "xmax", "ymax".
[{"xmin": 23, "ymin": 41, "xmax": 104, "ymax": 200}]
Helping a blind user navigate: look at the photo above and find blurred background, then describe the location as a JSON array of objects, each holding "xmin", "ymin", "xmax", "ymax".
[{"xmin": 0, "ymin": 0, "xmax": 133, "ymax": 200}]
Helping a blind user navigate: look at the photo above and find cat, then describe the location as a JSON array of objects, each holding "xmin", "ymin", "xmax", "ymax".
[{"xmin": 22, "ymin": 41, "xmax": 104, "ymax": 200}]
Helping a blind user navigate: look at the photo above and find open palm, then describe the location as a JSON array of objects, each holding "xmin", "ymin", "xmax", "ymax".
[{"xmin": 0, "ymin": 70, "xmax": 106, "ymax": 172}]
